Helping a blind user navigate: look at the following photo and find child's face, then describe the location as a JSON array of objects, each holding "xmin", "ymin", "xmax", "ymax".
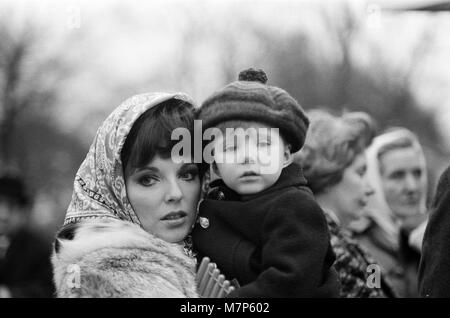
[{"xmin": 213, "ymin": 122, "xmax": 292, "ymax": 195}]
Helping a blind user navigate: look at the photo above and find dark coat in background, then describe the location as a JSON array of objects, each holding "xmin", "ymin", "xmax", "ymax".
[
  {"xmin": 192, "ymin": 163, "xmax": 339, "ymax": 298},
  {"xmin": 0, "ymin": 227, "xmax": 54, "ymax": 297},
  {"xmin": 352, "ymin": 217, "xmax": 421, "ymax": 297},
  {"xmin": 419, "ymin": 166, "xmax": 450, "ymax": 297}
]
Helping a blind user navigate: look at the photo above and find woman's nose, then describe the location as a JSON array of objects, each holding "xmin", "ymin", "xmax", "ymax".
[
  {"xmin": 405, "ymin": 173, "xmax": 419, "ymax": 192},
  {"xmin": 364, "ymin": 179, "xmax": 375, "ymax": 197},
  {"xmin": 164, "ymin": 180, "xmax": 183, "ymax": 203}
]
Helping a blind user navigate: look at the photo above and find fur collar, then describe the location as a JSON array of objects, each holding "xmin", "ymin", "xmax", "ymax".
[
  {"xmin": 54, "ymin": 218, "xmax": 189, "ymax": 265},
  {"xmin": 52, "ymin": 218, "xmax": 198, "ymax": 298}
]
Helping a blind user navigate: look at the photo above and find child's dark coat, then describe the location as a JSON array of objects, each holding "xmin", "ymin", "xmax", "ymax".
[{"xmin": 192, "ymin": 162, "xmax": 339, "ymax": 297}]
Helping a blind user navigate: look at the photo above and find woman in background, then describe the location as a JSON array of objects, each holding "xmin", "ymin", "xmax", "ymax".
[
  {"xmin": 353, "ymin": 128, "xmax": 427, "ymax": 297},
  {"xmin": 296, "ymin": 109, "xmax": 395, "ymax": 297}
]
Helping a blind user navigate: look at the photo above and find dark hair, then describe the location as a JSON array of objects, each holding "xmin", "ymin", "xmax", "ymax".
[
  {"xmin": 0, "ymin": 175, "xmax": 31, "ymax": 208},
  {"xmin": 121, "ymin": 98, "xmax": 196, "ymax": 175},
  {"xmin": 295, "ymin": 109, "xmax": 376, "ymax": 194}
]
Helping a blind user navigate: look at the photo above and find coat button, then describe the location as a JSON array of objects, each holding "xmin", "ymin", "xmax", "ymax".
[
  {"xmin": 217, "ymin": 191, "xmax": 225, "ymax": 200},
  {"xmin": 199, "ymin": 217, "xmax": 210, "ymax": 229}
]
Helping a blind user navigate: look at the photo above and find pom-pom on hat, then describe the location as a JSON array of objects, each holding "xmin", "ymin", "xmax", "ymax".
[{"xmin": 197, "ymin": 68, "xmax": 309, "ymax": 152}]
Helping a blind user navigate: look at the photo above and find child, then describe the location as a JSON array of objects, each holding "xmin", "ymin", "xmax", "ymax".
[{"xmin": 192, "ymin": 69, "xmax": 339, "ymax": 297}]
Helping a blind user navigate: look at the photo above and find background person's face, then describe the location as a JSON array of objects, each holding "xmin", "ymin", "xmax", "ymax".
[
  {"xmin": 379, "ymin": 147, "xmax": 426, "ymax": 219},
  {"xmin": 328, "ymin": 154, "xmax": 373, "ymax": 227},
  {"xmin": 0, "ymin": 200, "xmax": 26, "ymax": 236},
  {"xmin": 125, "ymin": 156, "xmax": 200, "ymax": 243}
]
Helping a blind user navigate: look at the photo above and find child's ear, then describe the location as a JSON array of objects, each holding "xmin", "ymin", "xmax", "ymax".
[{"xmin": 283, "ymin": 145, "xmax": 293, "ymax": 168}]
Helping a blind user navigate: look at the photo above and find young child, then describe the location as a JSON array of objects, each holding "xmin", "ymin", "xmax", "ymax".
[{"xmin": 192, "ymin": 68, "xmax": 339, "ymax": 297}]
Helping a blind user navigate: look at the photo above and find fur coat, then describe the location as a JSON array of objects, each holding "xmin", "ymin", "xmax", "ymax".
[{"xmin": 52, "ymin": 218, "xmax": 198, "ymax": 298}]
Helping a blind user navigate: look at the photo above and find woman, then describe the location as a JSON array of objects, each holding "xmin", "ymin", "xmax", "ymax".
[
  {"xmin": 52, "ymin": 92, "xmax": 201, "ymax": 297},
  {"xmin": 296, "ymin": 109, "xmax": 395, "ymax": 298},
  {"xmin": 353, "ymin": 128, "xmax": 428, "ymax": 297}
]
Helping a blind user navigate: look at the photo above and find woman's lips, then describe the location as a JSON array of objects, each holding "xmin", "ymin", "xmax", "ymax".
[
  {"xmin": 161, "ymin": 211, "xmax": 188, "ymax": 226},
  {"xmin": 404, "ymin": 196, "xmax": 420, "ymax": 205}
]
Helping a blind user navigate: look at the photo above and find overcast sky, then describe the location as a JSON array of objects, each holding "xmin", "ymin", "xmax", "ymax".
[{"xmin": 2, "ymin": 0, "xmax": 450, "ymax": 149}]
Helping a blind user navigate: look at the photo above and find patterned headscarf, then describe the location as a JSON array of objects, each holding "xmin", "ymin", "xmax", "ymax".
[{"xmin": 63, "ymin": 92, "xmax": 195, "ymax": 226}]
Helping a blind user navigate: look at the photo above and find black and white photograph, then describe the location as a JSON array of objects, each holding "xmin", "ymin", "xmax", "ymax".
[{"xmin": 0, "ymin": 0, "xmax": 450, "ymax": 302}]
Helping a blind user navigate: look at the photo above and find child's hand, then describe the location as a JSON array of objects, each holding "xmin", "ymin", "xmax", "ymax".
[{"xmin": 196, "ymin": 257, "xmax": 236, "ymax": 298}]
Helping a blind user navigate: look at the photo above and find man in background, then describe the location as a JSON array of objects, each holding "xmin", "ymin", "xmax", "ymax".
[{"xmin": 0, "ymin": 175, "xmax": 54, "ymax": 297}]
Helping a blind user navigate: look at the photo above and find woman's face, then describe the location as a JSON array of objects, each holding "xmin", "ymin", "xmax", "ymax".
[
  {"xmin": 125, "ymin": 155, "xmax": 201, "ymax": 243},
  {"xmin": 0, "ymin": 200, "xmax": 26, "ymax": 236},
  {"xmin": 328, "ymin": 153, "xmax": 374, "ymax": 227},
  {"xmin": 379, "ymin": 147, "xmax": 426, "ymax": 218}
]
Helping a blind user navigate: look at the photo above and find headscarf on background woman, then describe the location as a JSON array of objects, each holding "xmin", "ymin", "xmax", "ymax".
[
  {"xmin": 52, "ymin": 92, "xmax": 200, "ymax": 298},
  {"xmin": 352, "ymin": 127, "xmax": 428, "ymax": 297}
]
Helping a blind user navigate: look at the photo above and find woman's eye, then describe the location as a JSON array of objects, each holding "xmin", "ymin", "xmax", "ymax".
[
  {"xmin": 390, "ymin": 171, "xmax": 405, "ymax": 180},
  {"xmin": 356, "ymin": 168, "xmax": 366, "ymax": 177},
  {"xmin": 413, "ymin": 169, "xmax": 422, "ymax": 179},
  {"xmin": 180, "ymin": 173, "xmax": 196, "ymax": 181},
  {"xmin": 179, "ymin": 167, "xmax": 199, "ymax": 181},
  {"xmin": 139, "ymin": 175, "xmax": 158, "ymax": 186}
]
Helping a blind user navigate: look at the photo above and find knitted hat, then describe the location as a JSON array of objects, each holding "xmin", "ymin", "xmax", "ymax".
[{"xmin": 197, "ymin": 68, "xmax": 309, "ymax": 152}]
